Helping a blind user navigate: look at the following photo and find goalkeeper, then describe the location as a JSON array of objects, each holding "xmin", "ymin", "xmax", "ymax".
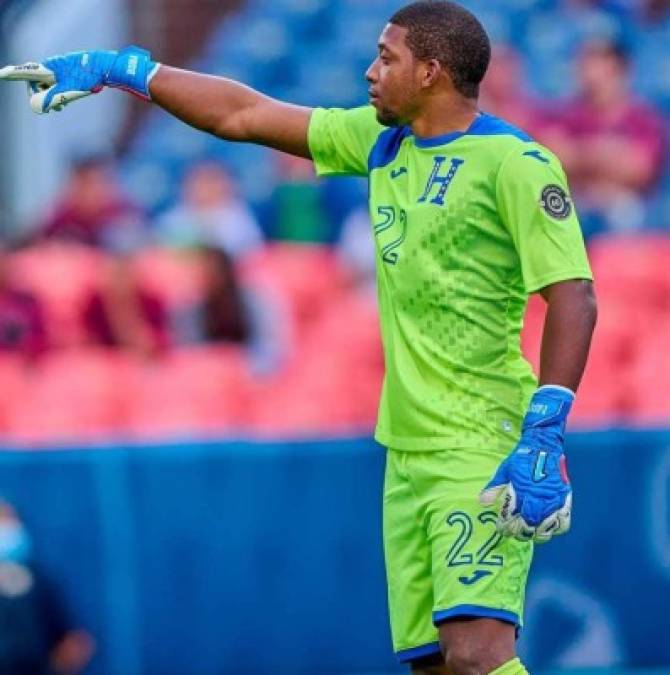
[{"xmin": 1, "ymin": 2, "xmax": 597, "ymax": 673}]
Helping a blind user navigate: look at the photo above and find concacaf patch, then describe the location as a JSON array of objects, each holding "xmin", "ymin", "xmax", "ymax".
[{"xmin": 539, "ymin": 184, "xmax": 572, "ymax": 220}]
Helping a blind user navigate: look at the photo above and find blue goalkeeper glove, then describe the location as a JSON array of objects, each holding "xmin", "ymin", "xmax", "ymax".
[
  {"xmin": 0, "ymin": 46, "xmax": 159, "ymax": 113},
  {"xmin": 479, "ymin": 385, "xmax": 574, "ymax": 544}
]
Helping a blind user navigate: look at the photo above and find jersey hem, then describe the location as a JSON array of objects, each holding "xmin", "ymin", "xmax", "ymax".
[{"xmin": 525, "ymin": 268, "xmax": 593, "ymax": 294}]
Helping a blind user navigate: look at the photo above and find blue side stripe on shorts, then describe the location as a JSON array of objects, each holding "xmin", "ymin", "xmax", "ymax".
[
  {"xmin": 433, "ymin": 604, "xmax": 520, "ymax": 627},
  {"xmin": 396, "ymin": 640, "xmax": 442, "ymax": 663}
]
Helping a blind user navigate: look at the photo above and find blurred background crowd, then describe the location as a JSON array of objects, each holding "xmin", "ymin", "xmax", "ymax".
[
  {"xmin": 0, "ymin": 2, "xmax": 669, "ymax": 674},
  {"xmin": 0, "ymin": 0, "xmax": 668, "ymax": 445}
]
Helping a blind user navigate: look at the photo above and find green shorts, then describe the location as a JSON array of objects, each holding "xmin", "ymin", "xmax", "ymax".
[{"xmin": 383, "ymin": 447, "xmax": 533, "ymax": 663}]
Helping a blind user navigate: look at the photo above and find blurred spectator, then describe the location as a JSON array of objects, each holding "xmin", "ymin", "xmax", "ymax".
[
  {"xmin": 0, "ymin": 248, "xmax": 47, "ymax": 360},
  {"xmin": 155, "ymin": 161, "xmax": 263, "ymax": 257},
  {"xmin": 568, "ymin": 0, "xmax": 670, "ymax": 22},
  {"xmin": 37, "ymin": 155, "xmax": 146, "ymax": 250},
  {"xmin": 173, "ymin": 247, "xmax": 284, "ymax": 374},
  {"xmin": 0, "ymin": 500, "xmax": 94, "ymax": 675},
  {"xmin": 82, "ymin": 255, "xmax": 168, "ymax": 358},
  {"xmin": 541, "ymin": 38, "xmax": 665, "ymax": 237},
  {"xmin": 644, "ymin": 0, "xmax": 670, "ymax": 21},
  {"xmin": 337, "ymin": 207, "xmax": 377, "ymax": 298},
  {"xmin": 272, "ymin": 154, "xmax": 329, "ymax": 242},
  {"xmin": 479, "ymin": 44, "xmax": 548, "ymax": 137}
]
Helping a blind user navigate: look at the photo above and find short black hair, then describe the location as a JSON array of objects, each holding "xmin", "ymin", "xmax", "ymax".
[{"xmin": 390, "ymin": 1, "xmax": 491, "ymax": 98}]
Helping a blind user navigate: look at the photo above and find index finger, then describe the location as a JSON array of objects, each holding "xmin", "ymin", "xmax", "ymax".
[{"xmin": 0, "ymin": 63, "xmax": 54, "ymax": 83}]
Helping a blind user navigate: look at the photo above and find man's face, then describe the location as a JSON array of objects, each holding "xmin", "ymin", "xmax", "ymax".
[
  {"xmin": 578, "ymin": 46, "xmax": 627, "ymax": 103},
  {"xmin": 366, "ymin": 24, "xmax": 422, "ymax": 127}
]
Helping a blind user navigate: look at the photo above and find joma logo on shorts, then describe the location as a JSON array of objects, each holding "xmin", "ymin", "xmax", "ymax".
[{"xmin": 458, "ymin": 570, "xmax": 492, "ymax": 585}]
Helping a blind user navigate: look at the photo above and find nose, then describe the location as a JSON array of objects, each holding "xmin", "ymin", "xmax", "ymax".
[{"xmin": 365, "ymin": 58, "xmax": 379, "ymax": 83}]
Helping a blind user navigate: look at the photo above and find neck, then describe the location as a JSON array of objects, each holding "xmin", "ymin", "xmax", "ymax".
[{"xmin": 410, "ymin": 94, "xmax": 479, "ymax": 138}]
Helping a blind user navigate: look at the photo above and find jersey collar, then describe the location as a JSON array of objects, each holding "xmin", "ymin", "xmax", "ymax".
[{"xmin": 413, "ymin": 112, "xmax": 484, "ymax": 148}]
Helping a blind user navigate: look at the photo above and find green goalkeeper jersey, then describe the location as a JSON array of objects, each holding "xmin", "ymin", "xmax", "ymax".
[{"xmin": 308, "ymin": 106, "xmax": 592, "ymax": 452}]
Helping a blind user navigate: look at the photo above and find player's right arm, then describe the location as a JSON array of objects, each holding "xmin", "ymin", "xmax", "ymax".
[
  {"xmin": 149, "ymin": 66, "xmax": 313, "ymax": 158},
  {"xmin": 151, "ymin": 66, "xmax": 382, "ymax": 172},
  {"xmin": 0, "ymin": 46, "xmax": 382, "ymax": 169}
]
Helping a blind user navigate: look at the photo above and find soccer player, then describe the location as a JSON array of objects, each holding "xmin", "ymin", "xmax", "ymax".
[{"xmin": 0, "ymin": 2, "xmax": 597, "ymax": 673}]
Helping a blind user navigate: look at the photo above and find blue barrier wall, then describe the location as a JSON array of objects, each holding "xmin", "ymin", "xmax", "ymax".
[{"xmin": 0, "ymin": 431, "xmax": 668, "ymax": 674}]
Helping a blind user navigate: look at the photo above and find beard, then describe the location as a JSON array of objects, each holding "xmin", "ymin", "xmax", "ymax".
[{"xmin": 375, "ymin": 105, "xmax": 403, "ymax": 127}]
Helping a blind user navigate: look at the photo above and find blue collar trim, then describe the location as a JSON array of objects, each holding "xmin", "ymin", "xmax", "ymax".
[{"xmin": 413, "ymin": 112, "xmax": 532, "ymax": 147}]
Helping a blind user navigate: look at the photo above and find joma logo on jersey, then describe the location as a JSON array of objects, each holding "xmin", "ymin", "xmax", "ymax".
[{"xmin": 418, "ymin": 156, "xmax": 465, "ymax": 206}]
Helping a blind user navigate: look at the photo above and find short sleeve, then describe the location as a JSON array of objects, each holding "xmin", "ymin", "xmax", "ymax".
[
  {"xmin": 496, "ymin": 145, "xmax": 593, "ymax": 293},
  {"xmin": 308, "ymin": 106, "xmax": 384, "ymax": 177}
]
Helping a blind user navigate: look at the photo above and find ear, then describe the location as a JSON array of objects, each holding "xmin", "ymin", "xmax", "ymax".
[{"xmin": 421, "ymin": 58, "xmax": 443, "ymax": 88}]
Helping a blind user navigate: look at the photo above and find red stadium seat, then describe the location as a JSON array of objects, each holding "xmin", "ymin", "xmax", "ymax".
[
  {"xmin": 0, "ymin": 356, "xmax": 26, "ymax": 434},
  {"xmin": 123, "ymin": 346, "xmax": 251, "ymax": 438},
  {"xmin": 5, "ymin": 349, "xmax": 127, "ymax": 444},
  {"xmin": 132, "ymin": 248, "xmax": 206, "ymax": 308},
  {"xmin": 626, "ymin": 319, "xmax": 670, "ymax": 424},
  {"xmin": 589, "ymin": 234, "xmax": 670, "ymax": 312},
  {"xmin": 248, "ymin": 367, "xmax": 365, "ymax": 435},
  {"xmin": 571, "ymin": 349, "xmax": 630, "ymax": 426},
  {"xmin": 239, "ymin": 244, "xmax": 347, "ymax": 337},
  {"xmin": 249, "ymin": 292, "xmax": 383, "ymax": 435},
  {"xmin": 303, "ymin": 291, "xmax": 381, "ymax": 360},
  {"xmin": 11, "ymin": 244, "xmax": 105, "ymax": 347}
]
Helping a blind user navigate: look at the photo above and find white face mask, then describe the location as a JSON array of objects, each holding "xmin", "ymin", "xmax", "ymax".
[{"xmin": 0, "ymin": 522, "xmax": 32, "ymax": 564}]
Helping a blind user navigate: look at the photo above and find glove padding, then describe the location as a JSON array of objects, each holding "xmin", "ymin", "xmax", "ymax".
[
  {"xmin": 0, "ymin": 46, "xmax": 158, "ymax": 114},
  {"xmin": 479, "ymin": 385, "xmax": 574, "ymax": 544}
]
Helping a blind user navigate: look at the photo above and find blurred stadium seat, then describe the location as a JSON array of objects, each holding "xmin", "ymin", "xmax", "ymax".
[
  {"xmin": 239, "ymin": 243, "xmax": 347, "ymax": 335},
  {"xmin": 249, "ymin": 292, "xmax": 382, "ymax": 434},
  {"xmin": 4, "ymin": 349, "xmax": 126, "ymax": 444},
  {"xmin": 123, "ymin": 345, "xmax": 251, "ymax": 438},
  {"xmin": 627, "ymin": 317, "xmax": 670, "ymax": 424},
  {"xmin": 11, "ymin": 245, "xmax": 104, "ymax": 347},
  {"xmin": 0, "ymin": 355, "xmax": 26, "ymax": 435},
  {"xmin": 132, "ymin": 247, "xmax": 207, "ymax": 308},
  {"xmin": 588, "ymin": 234, "xmax": 670, "ymax": 312}
]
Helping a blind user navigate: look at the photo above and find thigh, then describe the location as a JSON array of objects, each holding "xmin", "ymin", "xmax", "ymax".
[
  {"xmin": 383, "ymin": 450, "xmax": 440, "ymax": 664},
  {"xmin": 438, "ymin": 617, "xmax": 516, "ymax": 673},
  {"xmin": 412, "ymin": 450, "xmax": 533, "ymax": 630}
]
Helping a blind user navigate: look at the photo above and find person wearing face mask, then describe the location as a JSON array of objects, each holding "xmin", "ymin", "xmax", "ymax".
[{"xmin": 0, "ymin": 501, "xmax": 94, "ymax": 675}]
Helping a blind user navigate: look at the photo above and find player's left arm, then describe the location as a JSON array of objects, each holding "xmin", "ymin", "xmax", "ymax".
[
  {"xmin": 538, "ymin": 279, "xmax": 597, "ymax": 392},
  {"xmin": 480, "ymin": 144, "xmax": 597, "ymax": 544}
]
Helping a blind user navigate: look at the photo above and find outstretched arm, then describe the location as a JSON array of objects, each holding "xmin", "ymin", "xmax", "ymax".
[
  {"xmin": 0, "ymin": 47, "xmax": 314, "ymax": 159},
  {"xmin": 149, "ymin": 66, "xmax": 313, "ymax": 158}
]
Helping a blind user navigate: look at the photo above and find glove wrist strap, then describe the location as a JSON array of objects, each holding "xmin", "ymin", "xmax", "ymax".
[
  {"xmin": 106, "ymin": 46, "xmax": 158, "ymax": 100},
  {"xmin": 522, "ymin": 385, "xmax": 575, "ymax": 432},
  {"xmin": 536, "ymin": 384, "xmax": 575, "ymax": 398}
]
